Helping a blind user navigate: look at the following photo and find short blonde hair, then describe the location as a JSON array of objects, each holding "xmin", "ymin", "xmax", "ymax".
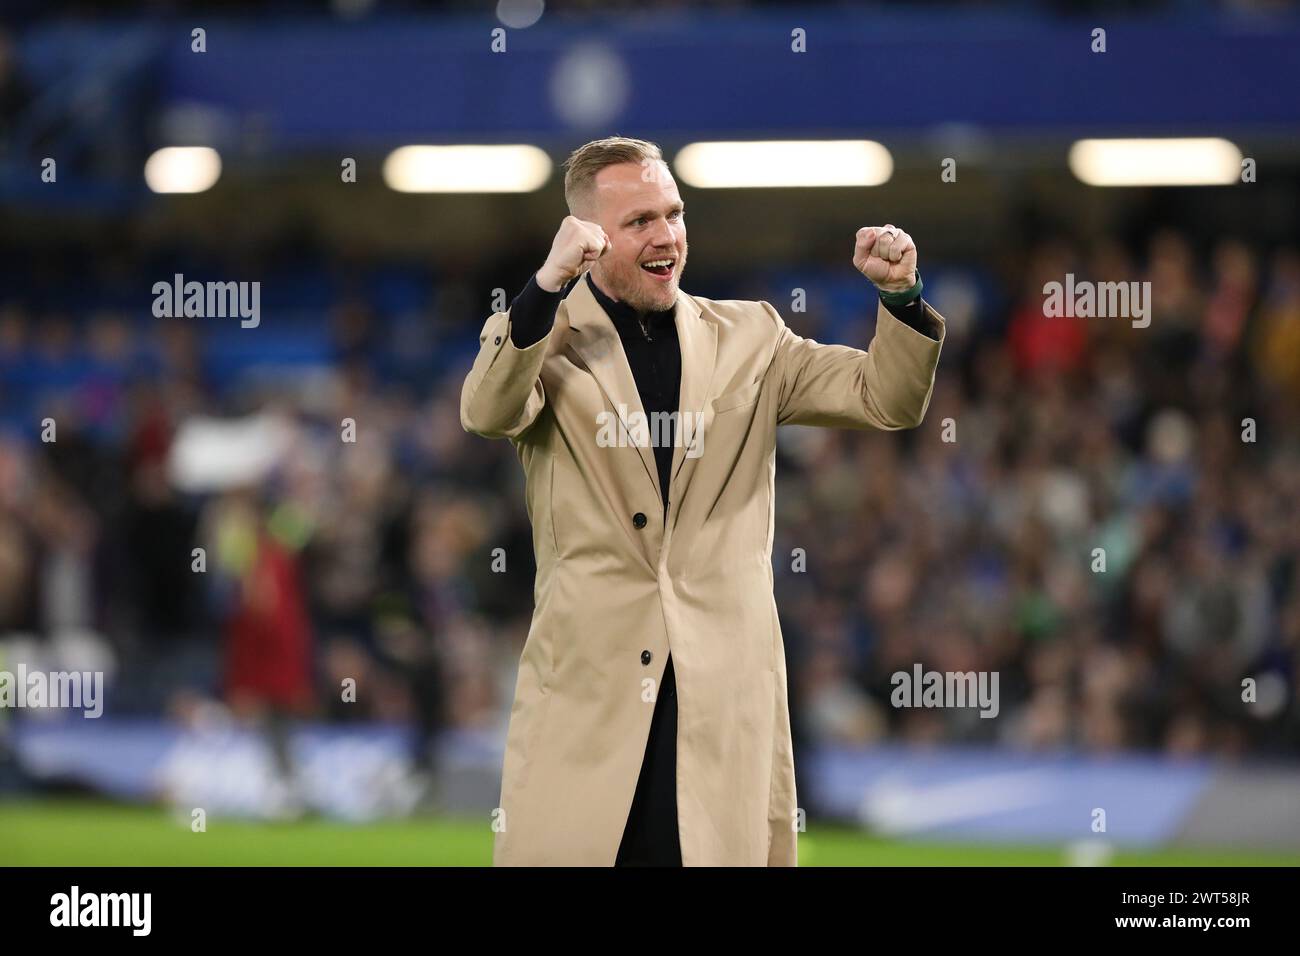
[{"xmin": 562, "ymin": 136, "xmax": 663, "ymax": 217}]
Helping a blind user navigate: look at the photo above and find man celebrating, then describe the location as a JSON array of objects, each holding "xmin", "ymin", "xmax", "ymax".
[{"xmin": 462, "ymin": 136, "xmax": 944, "ymax": 866}]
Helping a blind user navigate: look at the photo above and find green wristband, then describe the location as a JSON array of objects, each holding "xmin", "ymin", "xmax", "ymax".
[{"xmin": 877, "ymin": 270, "xmax": 923, "ymax": 307}]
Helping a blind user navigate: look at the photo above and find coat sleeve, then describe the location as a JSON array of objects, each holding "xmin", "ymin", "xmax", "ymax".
[
  {"xmin": 768, "ymin": 299, "xmax": 945, "ymax": 430},
  {"xmin": 460, "ymin": 309, "xmax": 554, "ymax": 440}
]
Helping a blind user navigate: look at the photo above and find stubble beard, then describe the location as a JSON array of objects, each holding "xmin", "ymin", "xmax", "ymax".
[{"xmin": 598, "ymin": 245, "xmax": 687, "ymax": 314}]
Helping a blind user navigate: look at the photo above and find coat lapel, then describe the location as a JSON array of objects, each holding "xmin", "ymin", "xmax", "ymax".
[
  {"xmin": 563, "ymin": 277, "xmax": 660, "ymax": 500},
  {"xmin": 668, "ymin": 292, "xmax": 716, "ymax": 506},
  {"xmin": 563, "ymin": 278, "xmax": 718, "ymax": 520}
]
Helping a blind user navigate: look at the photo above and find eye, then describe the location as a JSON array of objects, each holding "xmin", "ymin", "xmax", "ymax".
[
  {"xmin": 633, "ymin": 216, "xmax": 648, "ymax": 226},
  {"xmin": 668, "ymin": 209, "xmax": 682, "ymax": 221}
]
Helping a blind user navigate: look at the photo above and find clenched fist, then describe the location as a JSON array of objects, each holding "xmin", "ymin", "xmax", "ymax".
[
  {"xmin": 537, "ymin": 216, "xmax": 610, "ymax": 292},
  {"xmin": 853, "ymin": 224, "xmax": 917, "ymax": 294}
]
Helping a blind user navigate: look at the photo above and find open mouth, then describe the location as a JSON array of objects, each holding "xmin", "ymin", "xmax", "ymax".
[{"xmin": 640, "ymin": 258, "xmax": 676, "ymax": 280}]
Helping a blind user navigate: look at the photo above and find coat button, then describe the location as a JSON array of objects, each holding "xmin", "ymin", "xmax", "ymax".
[
  {"xmin": 641, "ymin": 650, "xmax": 652, "ymax": 665},
  {"xmin": 632, "ymin": 512, "xmax": 647, "ymax": 529},
  {"xmin": 494, "ymin": 335, "xmax": 502, "ymax": 345}
]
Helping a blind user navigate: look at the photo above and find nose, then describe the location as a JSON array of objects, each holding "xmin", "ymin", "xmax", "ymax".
[{"xmin": 650, "ymin": 219, "xmax": 675, "ymax": 248}]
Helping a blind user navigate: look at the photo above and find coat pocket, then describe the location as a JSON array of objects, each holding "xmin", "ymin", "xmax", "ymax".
[
  {"xmin": 547, "ymin": 453, "xmax": 562, "ymax": 558},
  {"xmin": 711, "ymin": 380, "xmax": 762, "ymax": 414}
]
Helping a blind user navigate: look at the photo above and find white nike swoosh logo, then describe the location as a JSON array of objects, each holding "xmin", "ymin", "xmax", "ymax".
[{"xmin": 859, "ymin": 769, "xmax": 1057, "ymax": 835}]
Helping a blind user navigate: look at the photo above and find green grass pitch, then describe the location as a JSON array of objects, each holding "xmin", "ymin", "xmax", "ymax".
[{"xmin": 3, "ymin": 799, "xmax": 1297, "ymax": 866}]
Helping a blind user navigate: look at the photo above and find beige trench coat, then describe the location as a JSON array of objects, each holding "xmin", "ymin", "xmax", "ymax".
[{"xmin": 461, "ymin": 276, "xmax": 945, "ymax": 865}]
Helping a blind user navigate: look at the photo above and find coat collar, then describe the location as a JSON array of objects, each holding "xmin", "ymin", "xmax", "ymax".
[
  {"xmin": 584, "ymin": 272, "xmax": 678, "ymax": 335},
  {"xmin": 562, "ymin": 272, "xmax": 717, "ymax": 509}
]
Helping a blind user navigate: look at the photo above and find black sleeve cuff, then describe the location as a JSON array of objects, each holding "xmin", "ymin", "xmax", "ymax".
[
  {"xmin": 508, "ymin": 273, "xmax": 566, "ymax": 349},
  {"xmin": 881, "ymin": 295, "xmax": 941, "ymax": 341}
]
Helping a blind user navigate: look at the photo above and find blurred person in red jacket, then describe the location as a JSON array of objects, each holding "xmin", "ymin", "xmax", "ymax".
[
  {"xmin": 209, "ymin": 490, "xmax": 315, "ymax": 788},
  {"xmin": 1008, "ymin": 240, "xmax": 1089, "ymax": 380}
]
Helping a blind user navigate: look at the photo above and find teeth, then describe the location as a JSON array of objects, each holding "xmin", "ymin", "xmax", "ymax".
[{"xmin": 643, "ymin": 259, "xmax": 674, "ymax": 268}]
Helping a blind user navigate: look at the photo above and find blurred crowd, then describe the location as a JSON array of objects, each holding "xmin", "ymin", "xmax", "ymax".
[
  {"xmin": 0, "ymin": 225, "xmax": 1298, "ymax": 780},
  {"xmin": 775, "ymin": 233, "xmax": 1300, "ymax": 759}
]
